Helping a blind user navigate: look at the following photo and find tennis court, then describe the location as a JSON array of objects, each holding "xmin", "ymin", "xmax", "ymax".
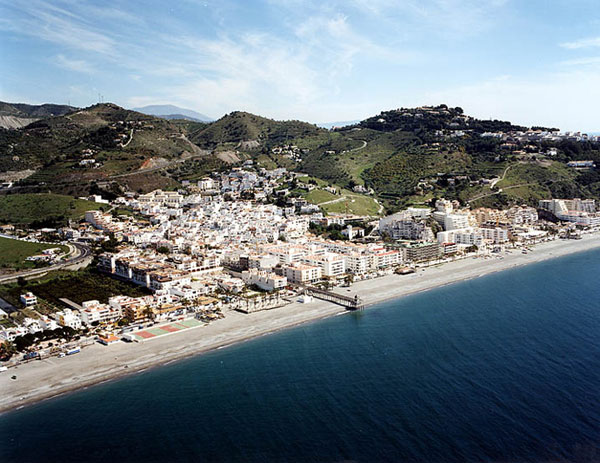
[{"xmin": 130, "ymin": 318, "xmax": 204, "ymax": 341}]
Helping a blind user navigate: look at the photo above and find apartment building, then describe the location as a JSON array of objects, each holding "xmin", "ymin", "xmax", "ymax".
[
  {"xmin": 284, "ymin": 264, "xmax": 322, "ymax": 284},
  {"xmin": 301, "ymin": 253, "xmax": 346, "ymax": 278}
]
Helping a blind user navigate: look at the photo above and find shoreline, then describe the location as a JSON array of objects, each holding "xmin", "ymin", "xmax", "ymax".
[{"xmin": 1, "ymin": 234, "xmax": 599, "ymax": 415}]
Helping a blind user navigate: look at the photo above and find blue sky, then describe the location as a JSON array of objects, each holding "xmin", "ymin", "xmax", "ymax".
[{"xmin": 1, "ymin": 0, "xmax": 599, "ymax": 130}]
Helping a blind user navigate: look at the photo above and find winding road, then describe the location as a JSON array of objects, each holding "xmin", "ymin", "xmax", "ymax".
[{"xmin": 0, "ymin": 240, "xmax": 92, "ymax": 284}]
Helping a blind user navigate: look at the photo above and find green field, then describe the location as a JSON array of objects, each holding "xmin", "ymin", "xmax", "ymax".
[
  {"xmin": 0, "ymin": 193, "xmax": 103, "ymax": 227},
  {"xmin": 320, "ymin": 193, "xmax": 381, "ymax": 216},
  {"xmin": 0, "ymin": 237, "xmax": 69, "ymax": 271},
  {"xmin": 305, "ymin": 189, "xmax": 338, "ymax": 204},
  {"xmin": 303, "ymin": 186, "xmax": 381, "ymax": 216}
]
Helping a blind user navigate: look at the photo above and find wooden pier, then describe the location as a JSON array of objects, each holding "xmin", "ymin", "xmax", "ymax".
[{"xmin": 303, "ymin": 286, "xmax": 364, "ymax": 310}]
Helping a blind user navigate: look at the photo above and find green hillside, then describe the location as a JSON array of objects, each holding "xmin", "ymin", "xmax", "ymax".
[
  {"xmin": 190, "ymin": 111, "xmax": 323, "ymax": 149},
  {"xmin": 0, "ymin": 193, "xmax": 102, "ymax": 227},
  {"xmin": 1, "ymin": 102, "xmax": 599, "ymax": 210}
]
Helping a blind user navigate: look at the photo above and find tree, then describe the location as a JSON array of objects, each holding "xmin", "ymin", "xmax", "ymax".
[
  {"xmin": 157, "ymin": 246, "xmax": 170, "ymax": 254},
  {"xmin": 465, "ymin": 244, "xmax": 479, "ymax": 254},
  {"xmin": 0, "ymin": 341, "xmax": 16, "ymax": 361},
  {"xmin": 143, "ymin": 306, "xmax": 154, "ymax": 321}
]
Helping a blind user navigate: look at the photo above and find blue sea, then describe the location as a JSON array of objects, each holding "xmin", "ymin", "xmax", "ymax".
[{"xmin": 2, "ymin": 249, "xmax": 600, "ymax": 462}]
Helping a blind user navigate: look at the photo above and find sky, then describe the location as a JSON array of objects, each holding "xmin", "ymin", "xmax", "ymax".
[{"xmin": 1, "ymin": 0, "xmax": 599, "ymax": 130}]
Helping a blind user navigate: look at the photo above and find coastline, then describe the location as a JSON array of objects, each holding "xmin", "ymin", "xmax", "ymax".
[{"xmin": 1, "ymin": 234, "xmax": 599, "ymax": 415}]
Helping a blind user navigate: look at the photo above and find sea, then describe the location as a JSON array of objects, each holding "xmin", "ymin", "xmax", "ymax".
[{"xmin": 1, "ymin": 248, "xmax": 600, "ymax": 462}]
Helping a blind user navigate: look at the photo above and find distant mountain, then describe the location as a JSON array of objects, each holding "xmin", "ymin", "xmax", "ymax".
[
  {"xmin": 317, "ymin": 120, "xmax": 360, "ymax": 129},
  {"xmin": 159, "ymin": 114, "xmax": 204, "ymax": 122},
  {"xmin": 133, "ymin": 105, "xmax": 213, "ymax": 122},
  {"xmin": 0, "ymin": 101, "xmax": 77, "ymax": 129}
]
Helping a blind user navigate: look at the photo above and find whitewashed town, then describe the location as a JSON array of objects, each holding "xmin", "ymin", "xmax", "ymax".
[{"xmin": 1, "ymin": 164, "xmax": 599, "ymax": 363}]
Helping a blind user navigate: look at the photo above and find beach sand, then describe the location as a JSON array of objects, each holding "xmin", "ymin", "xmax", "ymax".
[{"xmin": 1, "ymin": 234, "xmax": 599, "ymax": 414}]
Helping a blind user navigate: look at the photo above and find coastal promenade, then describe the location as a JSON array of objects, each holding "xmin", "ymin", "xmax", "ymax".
[{"xmin": 1, "ymin": 233, "xmax": 599, "ymax": 414}]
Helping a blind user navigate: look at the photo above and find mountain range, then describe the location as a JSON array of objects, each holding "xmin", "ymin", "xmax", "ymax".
[{"xmin": 0, "ymin": 101, "xmax": 598, "ymax": 211}]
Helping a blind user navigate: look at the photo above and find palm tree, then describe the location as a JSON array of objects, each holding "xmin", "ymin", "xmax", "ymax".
[{"xmin": 143, "ymin": 306, "xmax": 154, "ymax": 322}]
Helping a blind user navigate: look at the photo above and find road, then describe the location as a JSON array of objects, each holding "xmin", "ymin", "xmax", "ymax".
[
  {"xmin": 120, "ymin": 128, "xmax": 134, "ymax": 148},
  {"xmin": 489, "ymin": 164, "xmax": 513, "ymax": 188},
  {"xmin": 0, "ymin": 241, "xmax": 92, "ymax": 284},
  {"xmin": 342, "ymin": 139, "xmax": 367, "ymax": 154},
  {"xmin": 468, "ymin": 182, "xmax": 536, "ymax": 203}
]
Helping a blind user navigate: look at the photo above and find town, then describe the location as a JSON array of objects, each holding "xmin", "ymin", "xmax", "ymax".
[{"xmin": 1, "ymin": 162, "xmax": 599, "ymax": 366}]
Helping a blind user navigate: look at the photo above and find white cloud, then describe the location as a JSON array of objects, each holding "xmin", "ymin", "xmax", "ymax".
[
  {"xmin": 561, "ymin": 36, "xmax": 600, "ymax": 49},
  {"xmin": 560, "ymin": 56, "xmax": 600, "ymax": 67},
  {"xmin": 5, "ymin": 1, "xmax": 117, "ymax": 54},
  {"xmin": 55, "ymin": 54, "xmax": 95, "ymax": 73}
]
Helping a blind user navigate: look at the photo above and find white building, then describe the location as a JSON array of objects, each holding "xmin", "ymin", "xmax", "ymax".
[
  {"xmin": 480, "ymin": 227, "xmax": 509, "ymax": 244},
  {"xmin": 54, "ymin": 309, "xmax": 83, "ymax": 330},
  {"xmin": 20, "ymin": 292, "xmax": 37, "ymax": 307},
  {"xmin": 79, "ymin": 300, "xmax": 122, "ymax": 326},
  {"xmin": 301, "ymin": 253, "xmax": 346, "ymax": 278},
  {"xmin": 284, "ymin": 264, "xmax": 322, "ymax": 284},
  {"xmin": 443, "ymin": 213, "xmax": 471, "ymax": 231},
  {"xmin": 241, "ymin": 270, "xmax": 287, "ymax": 291}
]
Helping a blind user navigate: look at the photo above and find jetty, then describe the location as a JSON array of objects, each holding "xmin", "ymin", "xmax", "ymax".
[{"xmin": 301, "ymin": 286, "xmax": 364, "ymax": 310}]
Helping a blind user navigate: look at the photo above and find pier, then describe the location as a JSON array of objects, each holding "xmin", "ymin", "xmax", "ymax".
[{"xmin": 302, "ymin": 286, "xmax": 364, "ymax": 310}]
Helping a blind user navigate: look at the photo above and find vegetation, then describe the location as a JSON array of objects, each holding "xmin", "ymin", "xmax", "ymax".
[
  {"xmin": 0, "ymin": 268, "xmax": 151, "ymax": 308},
  {"xmin": 1, "ymin": 102, "xmax": 599, "ymax": 208},
  {"xmin": 189, "ymin": 111, "xmax": 323, "ymax": 149},
  {"xmin": 0, "ymin": 193, "xmax": 102, "ymax": 227},
  {"xmin": 0, "ymin": 237, "xmax": 68, "ymax": 270}
]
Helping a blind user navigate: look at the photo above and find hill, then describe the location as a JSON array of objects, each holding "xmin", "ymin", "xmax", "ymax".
[
  {"xmin": 0, "ymin": 103, "xmax": 224, "ymax": 195},
  {"xmin": 133, "ymin": 105, "xmax": 213, "ymax": 122},
  {"xmin": 0, "ymin": 102, "xmax": 598, "ymax": 211},
  {"xmin": 0, "ymin": 101, "xmax": 77, "ymax": 129},
  {"xmin": 189, "ymin": 111, "xmax": 324, "ymax": 149},
  {"xmin": 0, "ymin": 193, "xmax": 103, "ymax": 228},
  {"xmin": 295, "ymin": 105, "xmax": 600, "ymax": 211}
]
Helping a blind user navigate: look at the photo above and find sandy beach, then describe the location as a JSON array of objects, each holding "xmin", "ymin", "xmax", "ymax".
[{"xmin": 1, "ymin": 234, "xmax": 599, "ymax": 414}]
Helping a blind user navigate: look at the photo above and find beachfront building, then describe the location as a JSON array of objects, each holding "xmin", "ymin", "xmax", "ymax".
[
  {"xmin": 22, "ymin": 317, "xmax": 43, "ymax": 334},
  {"xmin": 398, "ymin": 242, "xmax": 442, "ymax": 263},
  {"xmin": 480, "ymin": 227, "xmax": 509, "ymax": 244},
  {"xmin": 372, "ymin": 249, "xmax": 401, "ymax": 268},
  {"xmin": 301, "ymin": 253, "xmax": 346, "ymax": 278},
  {"xmin": 345, "ymin": 253, "xmax": 372, "ymax": 275},
  {"xmin": 539, "ymin": 199, "xmax": 600, "ymax": 226},
  {"xmin": 437, "ymin": 228, "xmax": 483, "ymax": 247},
  {"xmin": 79, "ymin": 300, "xmax": 122, "ymax": 326},
  {"xmin": 284, "ymin": 264, "xmax": 322, "ymax": 285},
  {"xmin": 241, "ymin": 270, "xmax": 287, "ymax": 291},
  {"xmin": 54, "ymin": 309, "xmax": 83, "ymax": 330}
]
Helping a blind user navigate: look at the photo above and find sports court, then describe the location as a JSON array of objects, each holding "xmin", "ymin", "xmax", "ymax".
[{"xmin": 130, "ymin": 318, "xmax": 204, "ymax": 341}]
